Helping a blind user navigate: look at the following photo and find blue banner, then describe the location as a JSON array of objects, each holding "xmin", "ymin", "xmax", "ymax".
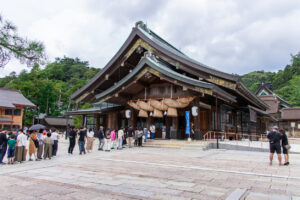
[{"xmin": 185, "ymin": 111, "xmax": 190, "ymax": 135}]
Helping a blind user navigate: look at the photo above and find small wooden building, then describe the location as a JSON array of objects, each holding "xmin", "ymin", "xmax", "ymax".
[
  {"xmin": 42, "ymin": 116, "xmax": 74, "ymax": 132},
  {"xmin": 256, "ymin": 83, "xmax": 300, "ymax": 136},
  {"xmin": 68, "ymin": 21, "xmax": 273, "ymax": 139},
  {"xmin": 0, "ymin": 88, "xmax": 35, "ymax": 130}
]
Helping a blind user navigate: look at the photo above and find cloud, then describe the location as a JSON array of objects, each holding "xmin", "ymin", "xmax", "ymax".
[{"xmin": 0, "ymin": 0, "xmax": 300, "ymax": 77}]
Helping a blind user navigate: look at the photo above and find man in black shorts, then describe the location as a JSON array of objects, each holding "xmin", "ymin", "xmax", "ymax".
[{"xmin": 267, "ymin": 126, "xmax": 282, "ymax": 165}]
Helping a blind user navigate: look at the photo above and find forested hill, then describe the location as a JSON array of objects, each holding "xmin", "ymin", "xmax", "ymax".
[
  {"xmin": 0, "ymin": 57, "xmax": 100, "ymax": 124},
  {"xmin": 241, "ymin": 53, "xmax": 300, "ymax": 107}
]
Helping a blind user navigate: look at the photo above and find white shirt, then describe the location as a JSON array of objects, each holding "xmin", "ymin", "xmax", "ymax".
[
  {"xmin": 87, "ymin": 131, "xmax": 94, "ymax": 138},
  {"xmin": 51, "ymin": 132, "xmax": 58, "ymax": 141},
  {"xmin": 17, "ymin": 133, "xmax": 27, "ymax": 147}
]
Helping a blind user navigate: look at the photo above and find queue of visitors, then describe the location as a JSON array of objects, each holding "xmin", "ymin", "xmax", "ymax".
[{"xmin": 0, "ymin": 128, "xmax": 60, "ymax": 164}]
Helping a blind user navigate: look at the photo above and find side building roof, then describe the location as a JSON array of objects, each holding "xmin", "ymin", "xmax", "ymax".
[{"xmin": 0, "ymin": 88, "xmax": 36, "ymax": 108}]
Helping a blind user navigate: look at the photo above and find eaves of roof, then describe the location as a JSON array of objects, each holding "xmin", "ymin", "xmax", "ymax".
[{"xmin": 95, "ymin": 55, "xmax": 236, "ymax": 103}]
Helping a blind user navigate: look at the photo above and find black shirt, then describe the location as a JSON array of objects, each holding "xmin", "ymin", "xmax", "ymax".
[
  {"xmin": 78, "ymin": 130, "xmax": 87, "ymax": 141},
  {"xmin": 69, "ymin": 130, "xmax": 76, "ymax": 139},
  {"xmin": 127, "ymin": 128, "xmax": 133, "ymax": 137},
  {"xmin": 281, "ymin": 134, "xmax": 288, "ymax": 146},
  {"xmin": 267, "ymin": 131, "xmax": 282, "ymax": 144},
  {"xmin": 98, "ymin": 129, "xmax": 104, "ymax": 139}
]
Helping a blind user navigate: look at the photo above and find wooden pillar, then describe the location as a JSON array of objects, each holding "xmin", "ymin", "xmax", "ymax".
[
  {"xmin": 65, "ymin": 115, "xmax": 69, "ymax": 139},
  {"xmin": 146, "ymin": 116, "xmax": 152, "ymax": 129},
  {"xmin": 194, "ymin": 106, "xmax": 202, "ymax": 140},
  {"xmin": 81, "ymin": 115, "xmax": 86, "ymax": 127},
  {"xmin": 215, "ymin": 96, "xmax": 218, "ymax": 131},
  {"xmin": 96, "ymin": 114, "xmax": 100, "ymax": 131},
  {"xmin": 171, "ymin": 117, "xmax": 178, "ymax": 139}
]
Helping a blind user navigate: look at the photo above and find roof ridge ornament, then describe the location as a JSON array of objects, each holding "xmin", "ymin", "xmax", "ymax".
[{"xmin": 135, "ymin": 21, "xmax": 150, "ymax": 33}]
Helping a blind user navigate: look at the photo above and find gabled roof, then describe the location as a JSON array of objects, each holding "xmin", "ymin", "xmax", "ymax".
[
  {"xmin": 70, "ymin": 21, "xmax": 268, "ymax": 110},
  {"xmin": 71, "ymin": 21, "xmax": 238, "ymax": 100},
  {"xmin": 0, "ymin": 88, "xmax": 35, "ymax": 108},
  {"xmin": 256, "ymin": 84, "xmax": 291, "ymax": 108}
]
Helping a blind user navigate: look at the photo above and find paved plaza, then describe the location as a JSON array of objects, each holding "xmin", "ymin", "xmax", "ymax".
[{"xmin": 1, "ymin": 140, "xmax": 300, "ymax": 200}]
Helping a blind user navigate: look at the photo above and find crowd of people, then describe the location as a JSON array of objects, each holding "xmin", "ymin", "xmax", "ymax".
[
  {"xmin": 0, "ymin": 128, "xmax": 60, "ymax": 165},
  {"xmin": 68, "ymin": 125, "xmax": 148, "ymax": 155},
  {"xmin": 267, "ymin": 125, "xmax": 290, "ymax": 166},
  {"xmin": 1, "ymin": 124, "xmax": 292, "ymax": 166},
  {"xmin": 0, "ymin": 124, "xmax": 157, "ymax": 165}
]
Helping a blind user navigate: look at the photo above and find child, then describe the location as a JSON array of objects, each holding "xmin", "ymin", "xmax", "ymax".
[
  {"xmin": 7, "ymin": 136, "xmax": 17, "ymax": 164},
  {"xmin": 43, "ymin": 133, "xmax": 54, "ymax": 160}
]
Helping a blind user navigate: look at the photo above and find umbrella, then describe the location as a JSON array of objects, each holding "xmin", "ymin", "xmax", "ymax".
[{"xmin": 29, "ymin": 124, "xmax": 46, "ymax": 131}]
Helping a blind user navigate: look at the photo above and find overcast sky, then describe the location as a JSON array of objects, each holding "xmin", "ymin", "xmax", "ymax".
[{"xmin": 1, "ymin": 0, "xmax": 300, "ymax": 77}]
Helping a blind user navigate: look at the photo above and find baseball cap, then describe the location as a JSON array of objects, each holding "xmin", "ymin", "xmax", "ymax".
[{"xmin": 272, "ymin": 125, "xmax": 279, "ymax": 130}]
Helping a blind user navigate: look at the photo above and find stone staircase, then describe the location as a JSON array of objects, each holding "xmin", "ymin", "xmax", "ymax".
[{"xmin": 143, "ymin": 139, "xmax": 206, "ymax": 150}]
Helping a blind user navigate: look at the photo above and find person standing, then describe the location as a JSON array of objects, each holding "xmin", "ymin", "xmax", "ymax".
[
  {"xmin": 104, "ymin": 128, "xmax": 111, "ymax": 152},
  {"xmin": 37, "ymin": 130, "xmax": 44, "ymax": 160},
  {"xmin": 68, "ymin": 127, "xmax": 76, "ymax": 154},
  {"xmin": 137, "ymin": 128, "xmax": 143, "ymax": 147},
  {"xmin": 15, "ymin": 130, "xmax": 27, "ymax": 163},
  {"xmin": 29, "ymin": 131, "xmax": 39, "ymax": 161},
  {"xmin": 78, "ymin": 127, "xmax": 87, "ymax": 155},
  {"xmin": 7, "ymin": 135, "xmax": 16, "ymax": 164},
  {"xmin": 143, "ymin": 127, "xmax": 148, "ymax": 143},
  {"xmin": 267, "ymin": 126, "xmax": 282, "ymax": 165},
  {"xmin": 280, "ymin": 129, "xmax": 290, "ymax": 165},
  {"xmin": 117, "ymin": 128, "xmax": 124, "ymax": 150},
  {"xmin": 98, "ymin": 126, "xmax": 105, "ymax": 151},
  {"xmin": 86, "ymin": 128, "xmax": 95, "ymax": 153},
  {"xmin": 0, "ymin": 130, "xmax": 8, "ymax": 164},
  {"xmin": 43, "ymin": 132, "xmax": 54, "ymax": 160},
  {"xmin": 51, "ymin": 128, "xmax": 59, "ymax": 156},
  {"xmin": 127, "ymin": 126, "xmax": 134, "ymax": 148},
  {"xmin": 162, "ymin": 125, "xmax": 166, "ymax": 139},
  {"xmin": 150, "ymin": 124, "xmax": 156, "ymax": 139},
  {"xmin": 110, "ymin": 129, "xmax": 116, "ymax": 149},
  {"xmin": 190, "ymin": 124, "xmax": 195, "ymax": 140}
]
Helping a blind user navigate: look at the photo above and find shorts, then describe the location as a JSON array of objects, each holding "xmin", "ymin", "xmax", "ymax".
[
  {"xmin": 7, "ymin": 148, "xmax": 15, "ymax": 158},
  {"xmin": 270, "ymin": 143, "xmax": 281, "ymax": 154},
  {"xmin": 282, "ymin": 146, "xmax": 288, "ymax": 154}
]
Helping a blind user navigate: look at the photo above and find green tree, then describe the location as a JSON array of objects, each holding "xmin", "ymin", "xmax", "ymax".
[{"xmin": 0, "ymin": 15, "xmax": 46, "ymax": 67}]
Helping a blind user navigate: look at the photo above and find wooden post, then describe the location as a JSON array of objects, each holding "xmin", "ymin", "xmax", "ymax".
[
  {"xmin": 194, "ymin": 105, "xmax": 201, "ymax": 140},
  {"xmin": 215, "ymin": 95, "xmax": 218, "ymax": 131},
  {"xmin": 81, "ymin": 115, "xmax": 86, "ymax": 127},
  {"xmin": 171, "ymin": 117, "xmax": 178, "ymax": 139}
]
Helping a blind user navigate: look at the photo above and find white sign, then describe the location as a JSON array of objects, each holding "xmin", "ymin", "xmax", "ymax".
[
  {"xmin": 291, "ymin": 122, "xmax": 296, "ymax": 128},
  {"xmin": 191, "ymin": 106, "xmax": 198, "ymax": 117},
  {"xmin": 125, "ymin": 110, "xmax": 131, "ymax": 119}
]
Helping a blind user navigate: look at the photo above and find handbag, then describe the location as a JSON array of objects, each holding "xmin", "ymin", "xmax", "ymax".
[
  {"xmin": 32, "ymin": 138, "xmax": 39, "ymax": 148},
  {"xmin": 285, "ymin": 144, "xmax": 291, "ymax": 150}
]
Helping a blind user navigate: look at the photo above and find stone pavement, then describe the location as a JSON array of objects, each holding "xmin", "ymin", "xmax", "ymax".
[{"xmin": 1, "ymin": 139, "xmax": 300, "ymax": 200}]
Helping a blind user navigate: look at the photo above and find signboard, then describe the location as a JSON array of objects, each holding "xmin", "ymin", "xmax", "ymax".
[
  {"xmin": 249, "ymin": 108, "xmax": 257, "ymax": 122},
  {"xmin": 291, "ymin": 122, "xmax": 296, "ymax": 128},
  {"xmin": 185, "ymin": 111, "xmax": 190, "ymax": 135}
]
